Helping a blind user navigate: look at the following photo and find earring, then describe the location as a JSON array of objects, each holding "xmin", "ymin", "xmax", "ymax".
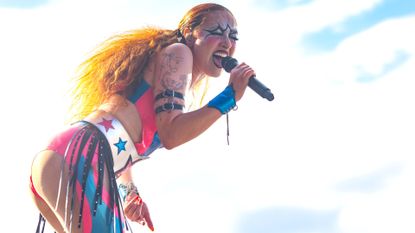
[{"xmin": 177, "ymin": 30, "xmax": 186, "ymax": 43}]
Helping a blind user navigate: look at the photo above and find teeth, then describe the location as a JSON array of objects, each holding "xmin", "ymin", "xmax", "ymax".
[{"xmin": 213, "ymin": 51, "xmax": 228, "ymax": 58}]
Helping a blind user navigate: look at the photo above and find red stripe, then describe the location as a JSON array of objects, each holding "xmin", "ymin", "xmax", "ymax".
[{"xmin": 134, "ymin": 88, "xmax": 157, "ymax": 154}]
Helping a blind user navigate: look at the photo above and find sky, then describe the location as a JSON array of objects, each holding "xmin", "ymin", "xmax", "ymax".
[{"xmin": 1, "ymin": 0, "xmax": 415, "ymax": 232}]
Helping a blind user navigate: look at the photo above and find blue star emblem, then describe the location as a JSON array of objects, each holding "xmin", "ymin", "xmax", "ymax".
[{"xmin": 114, "ymin": 137, "xmax": 127, "ymax": 155}]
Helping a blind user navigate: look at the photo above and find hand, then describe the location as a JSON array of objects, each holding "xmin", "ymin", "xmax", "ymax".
[
  {"xmin": 124, "ymin": 194, "xmax": 154, "ymax": 231},
  {"xmin": 228, "ymin": 62, "xmax": 255, "ymax": 101}
]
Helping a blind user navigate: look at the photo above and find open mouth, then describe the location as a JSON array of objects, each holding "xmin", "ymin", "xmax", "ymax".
[{"xmin": 212, "ymin": 51, "xmax": 228, "ymax": 69}]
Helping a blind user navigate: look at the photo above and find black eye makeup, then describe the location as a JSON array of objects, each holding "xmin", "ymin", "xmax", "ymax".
[{"xmin": 205, "ymin": 24, "xmax": 239, "ymax": 41}]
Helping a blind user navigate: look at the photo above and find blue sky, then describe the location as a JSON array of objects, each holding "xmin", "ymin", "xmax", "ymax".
[
  {"xmin": 303, "ymin": 0, "xmax": 415, "ymax": 51},
  {"xmin": 1, "ymin": 0, "xmax": 415, "ymax": 233},
  {"xmin": 0, "ymin": 0, "xmax": 49, "ymax": 8}
]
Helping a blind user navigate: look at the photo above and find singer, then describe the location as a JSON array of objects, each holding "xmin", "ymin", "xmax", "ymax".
[{"xmin": 29, "ymin": 3, "xmax": 255, "ymax": 233}]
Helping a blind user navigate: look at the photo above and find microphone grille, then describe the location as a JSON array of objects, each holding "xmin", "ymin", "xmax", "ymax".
[{"xmin": 221, "ymin": 56, "xmax": 238, "ymax": 73}]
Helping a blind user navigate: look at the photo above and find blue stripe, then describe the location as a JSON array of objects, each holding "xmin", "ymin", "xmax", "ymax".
[
  {"xmin": 143, "ymin": 132, "xmax": 163, "ymax": 157},
  {"xmin": 128, "ymin": 79, "xmax": 150, "ymax": 103},
  {"xmin": 77, "ymin": 156, "xmax": 123, "ymax": 233}
]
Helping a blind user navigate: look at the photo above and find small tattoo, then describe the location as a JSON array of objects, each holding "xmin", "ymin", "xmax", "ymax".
[{"xmin": 160, "ymin": 53, "xmax": 187, "ymax": 90}]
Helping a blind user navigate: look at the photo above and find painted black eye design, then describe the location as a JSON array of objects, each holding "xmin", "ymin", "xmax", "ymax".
[
  {"xmin": 207, "ymin": 28, "xmax": 223, "ymax": 35},
  {"xmin": 205, "ymin": 25, "xmax": 239, "ymax": 41}
]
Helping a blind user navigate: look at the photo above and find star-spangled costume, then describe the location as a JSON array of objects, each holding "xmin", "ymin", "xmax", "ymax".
[{"xmin": 30, "ymin": 80, "xmax": 162, "ymax": 233}]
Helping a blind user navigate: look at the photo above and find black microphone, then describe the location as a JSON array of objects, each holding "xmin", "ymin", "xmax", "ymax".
[{"xmin": 221, "ymin": 56, "xmax": 274, "ymax": 101}]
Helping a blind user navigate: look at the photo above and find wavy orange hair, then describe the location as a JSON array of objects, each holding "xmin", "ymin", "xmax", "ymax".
[{"xmin": 68, "ymin": 3, "xmax": 233, "ymax": 121}]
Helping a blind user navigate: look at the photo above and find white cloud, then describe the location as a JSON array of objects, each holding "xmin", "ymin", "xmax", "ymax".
[
  {"xmin": 338, "ymin": 162, "xmax": 415, "ymax": 233},
  {"xmin": 327, "ymin": 15, "xmax": 415, "ymax": 82},
  {"xmin": 238, "ymin": 0, "xmax": 382, "ymax": 45}
]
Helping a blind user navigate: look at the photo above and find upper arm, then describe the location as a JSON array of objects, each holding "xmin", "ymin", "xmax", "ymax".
[
  {"xmin": 153, "ymin": 43, "xmax": 193, "ymax": 140},
  {"xmin": 155, "ymin": 43, "xmax": 193, "ymax": 93}
]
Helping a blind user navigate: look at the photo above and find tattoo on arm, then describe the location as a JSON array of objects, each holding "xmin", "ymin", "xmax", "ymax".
[{"xmin": 160, "ymin": 52, "xmax": 187, "ymax": 91}]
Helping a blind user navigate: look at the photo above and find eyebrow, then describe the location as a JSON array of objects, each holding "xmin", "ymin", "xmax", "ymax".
[{"xmin": 205, "ymin": 24, "xmax": 238, "ymax": 35}]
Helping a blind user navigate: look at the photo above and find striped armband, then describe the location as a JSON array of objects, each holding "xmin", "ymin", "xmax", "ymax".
[
  {"xmin": 154, "ymin": 89, "xmax": 185, "ymax": 114},
  {"xmin": 155, "ymin": 103, "xmax": 184, "ymax": 114},
  {"xmin": 155, "ymin": 89, "xmax": 184, "ymax": 101}
]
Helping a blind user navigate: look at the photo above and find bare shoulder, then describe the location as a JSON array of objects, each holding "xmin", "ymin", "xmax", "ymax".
[
  {"xmin": 154, "ymin": 43, "xmax": 193, "ymax": 92},
  {"xmin": 163, "ymin": 42, "xmax": 193, "ymax": 59}
]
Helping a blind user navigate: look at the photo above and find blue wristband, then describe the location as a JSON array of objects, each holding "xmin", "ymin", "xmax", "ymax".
[{"xmin": 207, "ymin": 85, "xmax": 236, "ymax": 114}]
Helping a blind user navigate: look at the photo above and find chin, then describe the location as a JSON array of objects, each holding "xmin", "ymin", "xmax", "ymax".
[
  {"xmin": 206, "ymin": 71, "xmax": 222, "ymax": 77},
  {"xmin": 205, "ymin": 66, "xmax": 222, "ymax": 77}
]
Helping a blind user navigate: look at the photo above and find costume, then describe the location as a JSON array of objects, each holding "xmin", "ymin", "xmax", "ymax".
[{"xmin": 31, "ymin": 80, "xmax": 162, "ymax": 233}]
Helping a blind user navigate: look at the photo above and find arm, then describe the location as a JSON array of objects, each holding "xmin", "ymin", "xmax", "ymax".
[
  {"xmin": 154, "ymin": 43, "xmax": 254, "ymax": 149},
  {"xmin": 154, "ymin": 44, "xmax": 221, "ymax": 149},
  {"xmin": 118, "ymin": 169, "xmax": 154, "ymax": 231},
  {"xmin": 160, "ymin": 105, "xmax": 222, "ymax": 149}
]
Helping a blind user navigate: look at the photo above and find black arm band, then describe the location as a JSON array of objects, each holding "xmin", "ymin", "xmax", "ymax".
[
  {"xmin": 155, "ymin": 89, "xmax": 184, "ymax": 101},
  {"xmin": 155, "ymin": 103, "xmax": 184, "ymax": 114}
]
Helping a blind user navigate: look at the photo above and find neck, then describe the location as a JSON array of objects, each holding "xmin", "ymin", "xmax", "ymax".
[{"xmin": 191, "ymin": 66, "xmax": 204, "ymax": 88}]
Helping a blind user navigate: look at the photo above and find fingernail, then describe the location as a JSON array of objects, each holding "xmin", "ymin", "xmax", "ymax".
[
  {"xmin": 149, "ymin": 226, "xmax": 154, "ymax": 231},
  {"xmin": 134, "ymin": 196, "xmax": 140, "ymax": 202}
]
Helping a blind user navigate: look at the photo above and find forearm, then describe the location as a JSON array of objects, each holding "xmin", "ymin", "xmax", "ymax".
[
  {"xmin": 158, "ymin": 84, "xmax": 238, "ymax": 149},
  {"xmin": 158, "ymin": 105, "xmax": 222, "ymax": 149},
  {"xmin": 117, "ymin": 168, "xmax": 139, "ymax": 201},
  {"xmin": 117, "ymin": 167, "xmax": 133, "ymax": 184}
]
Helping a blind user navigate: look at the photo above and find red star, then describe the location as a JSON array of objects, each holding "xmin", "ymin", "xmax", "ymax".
[{"xmin": 98, "ymin": 118, "xmax": 114, "ymax": 132}]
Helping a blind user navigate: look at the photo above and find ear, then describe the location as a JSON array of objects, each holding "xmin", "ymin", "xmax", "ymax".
[{"xmin": 182, "ymin": 27, "xmax": 195, "ymax": 46}]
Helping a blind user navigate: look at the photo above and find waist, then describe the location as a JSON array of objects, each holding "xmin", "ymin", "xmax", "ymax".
[{"xmin": 83, "ymin": 111, "xmax": 149, "ymax": 174}]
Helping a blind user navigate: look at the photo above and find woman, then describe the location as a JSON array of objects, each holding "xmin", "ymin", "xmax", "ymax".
[{"xmin": 30, "ymin": 3, "xmax": 255, "ymax": 233}]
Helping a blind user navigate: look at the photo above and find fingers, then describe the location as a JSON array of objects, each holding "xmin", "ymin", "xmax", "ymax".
[
  {"xmin": 229, "ymin": 62, "xmax": 255, "ymax": 101},
  {"xmin": 124, "ymin": 195, "xmax": 142, "ymax": 220},
  {"xmin": 124, "ymin": 196, "xmax": 140, "ymax": 213},
  {"xmin": 233, "ymin": 63, "xmax": 255, "ymax": 78},
  {"xmin": 239, "ymin": 62, "xmax": 255, "ymax": 72},
  {"xmin": 229, "ymin": 63, "xmax": 255, "ymax": 88},
  {"xmin": 142, "ymin": 203, "xmax": 154, "ymax": 231},
  {"xmin": 241, "ymin": 64, "xmax": 256, "ymax": 79},
  {"xmin": 124, "ymin": 197, "xmax": 154, "ymax": 231}
]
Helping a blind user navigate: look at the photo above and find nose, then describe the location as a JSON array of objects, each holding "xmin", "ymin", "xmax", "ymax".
[{"xmin": 220, "ymin": 35, "xmax": 232, "ymax": 49}]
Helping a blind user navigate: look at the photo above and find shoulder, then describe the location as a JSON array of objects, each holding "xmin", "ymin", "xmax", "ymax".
[
  {"xmin": 162, "ymin": 43, "xmax": 193, "ymax": 61},
  {"xmin": 156, "ymin": 43, "xmax": 193, "ymax": 73}
]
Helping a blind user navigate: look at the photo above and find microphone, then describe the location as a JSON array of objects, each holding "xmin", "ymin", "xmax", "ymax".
[{"xmin": 221, "ymin": 56, "xmax": 274, "ymax": 101}]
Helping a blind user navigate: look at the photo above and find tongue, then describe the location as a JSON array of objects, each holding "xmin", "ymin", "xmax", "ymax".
[{"xmin": 213, "ymin": 55, "xmax": 223, "ymax": 68}]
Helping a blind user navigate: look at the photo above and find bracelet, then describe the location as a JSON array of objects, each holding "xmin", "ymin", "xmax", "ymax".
[
  {"xmin": 118, "ymin": 182, "xmax": 139, "ymax": 202},
  {"xmin": 207, "ymin": 85, "xmax": 236, "ymax": 114}
]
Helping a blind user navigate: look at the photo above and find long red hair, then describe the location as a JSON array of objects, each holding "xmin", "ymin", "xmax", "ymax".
[{"xmin": 68, "ymin": 3, "xmax": 233, "ymax": 121}]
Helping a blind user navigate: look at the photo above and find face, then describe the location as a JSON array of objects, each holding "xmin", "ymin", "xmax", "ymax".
[{"xmin": 189, "ymin": 10, "xmax": 238, "ymax": 78}]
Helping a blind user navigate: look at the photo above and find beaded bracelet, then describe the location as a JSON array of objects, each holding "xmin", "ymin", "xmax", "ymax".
[{"xmin": 118, "ymin": 182, "xmax": 139, "ymax": 202}]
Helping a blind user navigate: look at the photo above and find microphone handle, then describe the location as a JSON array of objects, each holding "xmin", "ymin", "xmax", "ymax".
[{"xmin": 248, "ymin": 76, "xmax": 275, "ymax": 101}]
